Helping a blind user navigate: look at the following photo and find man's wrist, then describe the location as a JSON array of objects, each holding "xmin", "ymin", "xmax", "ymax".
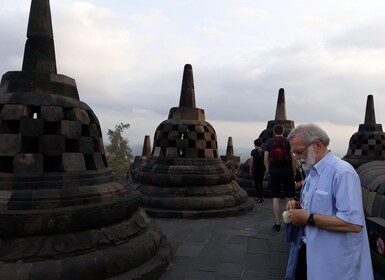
[{"xmin": 307, "ymin": 213, "xmax": 315, "ymax": 226}]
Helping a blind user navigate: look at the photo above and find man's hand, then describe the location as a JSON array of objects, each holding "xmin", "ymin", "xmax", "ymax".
[
  {"xmin": 286, "ymin": 199, "xmax": 300, "ymax": 210},
  {"xmin": 288, "ymin": 209, "xmax": 309, "ymax": 226}
]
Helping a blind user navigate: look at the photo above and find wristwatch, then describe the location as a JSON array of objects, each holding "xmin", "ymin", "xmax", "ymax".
[{"xmin": 307, "ymin": 213, "xmax": 315, "ymax": 226}]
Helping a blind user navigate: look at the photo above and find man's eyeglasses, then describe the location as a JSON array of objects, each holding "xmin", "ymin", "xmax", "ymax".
[{"xmin": 292, "ymin": 141, "xmax": 316, "ymax": 158}]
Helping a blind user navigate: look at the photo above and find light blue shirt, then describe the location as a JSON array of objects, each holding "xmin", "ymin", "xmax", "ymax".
[{"xmin": 302, "ymin": 152, "xmax": 374, "ymax": 280}]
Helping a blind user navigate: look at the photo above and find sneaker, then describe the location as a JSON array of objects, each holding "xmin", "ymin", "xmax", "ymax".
[
  {"xmin": 272, "ymin": 224, "xmax": 281, "ymax": 232},
  {"xmin": 254, "ymin": 198, "xmax": 264, "ymax": 203}
]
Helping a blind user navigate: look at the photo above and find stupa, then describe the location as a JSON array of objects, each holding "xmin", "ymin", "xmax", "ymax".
[
  {"xmin": 235, "ymin": 88, "xmax": 295, "ymax": 196},
  {"xmin": 343, "ymin": 95, "xmax": 385, "ymax": 168},
  {"xmin": 220, "ymin": 136, "xmax": 241, "ymax": 173},
  {"xmin": 130, "ymin": 64, "xmax": 254, "ymax": 218},
  {"xmin": 0, "ymin": 1, "xmax": 169, "ymax": 279},
  {"xmin": 258, "ymin": 88, "xmax": 295, "ymax": 145},
  {"xmin": 127, "ymin": 135, "xmax": 152, "ymax": 181}
]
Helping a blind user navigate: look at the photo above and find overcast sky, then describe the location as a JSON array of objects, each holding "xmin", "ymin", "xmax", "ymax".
[{"xmin": 1, "ymin": 0, "xmax": 385, "ymax": 158}]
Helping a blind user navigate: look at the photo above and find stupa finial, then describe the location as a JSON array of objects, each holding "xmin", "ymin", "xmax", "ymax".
[
  {"xmin": 179, "ymin": 64, "xmax": 196, "ymax": 108},
  {"xmin": 142, "ymin": 135, "xmax": 152, "ymax": 157},
  {"xmin": 226, "ymin": 136, "xmax": 234, "ymax": 157},
  {"xmin": 22, "ymin": 0, "xmax": 57, "ymax": 73},
  {"xmin": 364, "ymin": 95, "xmax": 376, "ymax": 125},
  {"xmin": 274, "ymin": 88, "xmax": 287, "ymax": 120}
]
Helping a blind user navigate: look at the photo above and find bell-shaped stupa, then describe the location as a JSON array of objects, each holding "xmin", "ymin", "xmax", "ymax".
[
  {"xmin": 220, "ymin": 136, "xmax": 241, "ymax": 173},
  {"xmin": 343, "ymin": 95, "xmax": 385, "ymax": 168},
  {"xmin": 258, "ymin": 88, "xmax": 295, "ymax": 145},
  {"xmin": 131, "ymin": 64, "xmax": 254, "ymax": 218},
  {"xmin": 235, "ymin": 88, "xmax": 295, "ymax": 197},
  {"xmin": 0, "ymin": 1, "xmax": 169, "ymax": 278}
]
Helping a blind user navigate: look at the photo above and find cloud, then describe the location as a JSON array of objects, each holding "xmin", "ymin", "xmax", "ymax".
[{"xmin": 2, "ymin": 0, "xmax": 385, "ymax": 157}]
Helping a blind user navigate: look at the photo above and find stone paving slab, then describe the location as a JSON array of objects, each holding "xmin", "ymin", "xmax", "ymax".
[
  {"xmin": 153, "ymin": 197, "xmax": 385, "ymax": 280},
  {"xmin": 153, "ymin": 198, "xmax": 290, "ymax": 280}
]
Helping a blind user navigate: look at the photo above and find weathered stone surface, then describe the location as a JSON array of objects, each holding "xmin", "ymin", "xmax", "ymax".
[
  {"xmin": 0, "ymin": 1, "xmax": 170, "ymax": 278},
  {"xmin": 61, "ymin": 120, "xmax": 81, "ymax": 139},
  {"xmin": 130, "ymin": 64, "xmax": 253, "ymax": 218},
  {"xmin": 236, "ymin": 88, "xmax": 295, "ymax": 197},
  {"xmin": 13, "ymin": 153, "xmax": 44, "ymax": 175},
  {"xmin": 344, "ymin": 95, "xmax": 385, "ymax": 168},
  {"xmin": 0, "ymin": 104, "xmax": 29, "ymax": 120},
  {"xmin": 62, "ymin": 153, "xmax": 86, "ymax": 171},
  {"xmin": 0, "ymin": 134, "xmax": 22, "ymax": 156},
  {"xmin": 40, "ymin": 105, "xmax": 63, "ymax": 121},
  {"xmin": 67, "ymin": 108, "xmax": 90, "ymax": 124}
]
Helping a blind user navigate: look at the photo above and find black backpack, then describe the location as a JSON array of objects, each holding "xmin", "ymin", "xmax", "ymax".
[{"xmin": 270, "ymin": 138, "xmax": 288, "ymax": 166}]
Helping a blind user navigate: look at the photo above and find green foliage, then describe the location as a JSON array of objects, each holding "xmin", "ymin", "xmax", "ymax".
[{"xmin": 104, "ymin": 122, "xmax": 134, "ymax": 179}]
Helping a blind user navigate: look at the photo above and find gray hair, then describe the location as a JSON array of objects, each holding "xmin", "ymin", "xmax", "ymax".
[{"xmin": 287, "ymin": 123, "xmax": 330, "ymax": 147}]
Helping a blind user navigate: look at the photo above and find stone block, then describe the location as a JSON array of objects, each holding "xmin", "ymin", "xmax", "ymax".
[
  {"xmin": 13, "ymin": 153, "xmax": 44, "ymax": 175},
  {"xmin": 93, "ymin": 153, "xmax": 106, "ymax": 170},
  {"xmin": 0, "ymin": 134, "xmax": 22, "ymax": 156},
  {"xmin": 40, "ymin": 106, "xmax": 64, "ymax": 122},
  {"xmin": 163, "ymin": 124, "xmax": 173, "ymax": 132},
  {"xmin": 0, "ymin": 263, "xmax": 32, "ymax": 280},
  {"xmin": 39, "ymin": 135, "xmax": 65, "ymax": 156},
  {"xmin": 62, "ymin": 153, "xmax": 86, "ymax": 171},
  {"xmin": 61, "ymin": 120, "xmax": 82, "ymax": 139},
  {"xmin": 210, "ymin": 140, "xmax": 217, "ymax": 150},
  {"xmin": 155, "ymin": 130, "xmax": 163, "ymax": 140},
  {"xmin": 0, "ymin": 104, "xmax": 28, "ymax": 120},
  {"xmin": 196, "ymin": 140, "xmax": 206, "ymax": 150},
  {"xmin": 98, "ymin": 137, "xmax": 105, "ymax": 153},
  {"xmin": 153, "ymin": 147, "xmax": 162, "ymax": 157},
  {"xmin": 79, "ymin": 137, "xmax": 94, "ymax": 154},
  {"xmin": 67, "ymin": 108, "xmax": 90, "ymax": 124},
  {"xmin": 168, "ymin": 131, "xmax": 179, "ymax": 141},
  {"xmin": 195, "ymin": 125, "xmax": 205, "ymax": 133},
  {"xmin": 166, "ymin": 147, "xmax": 178, "ymax": 157},
  {"xmin": 19, "ymin": 118, "xmax": 44, "ymax": 137},
  {"xmin": 89, "ymin": 123, "xmax": 99, "ymax": 139},
  {"xmin": 204, "ymin": 132, "xmax": 212, "ymax": 141}
]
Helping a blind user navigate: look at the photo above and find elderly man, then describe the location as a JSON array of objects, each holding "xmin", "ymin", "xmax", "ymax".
[{"xmin": 286, "ymin": 123, "xmax": 373, "ymax": 280}]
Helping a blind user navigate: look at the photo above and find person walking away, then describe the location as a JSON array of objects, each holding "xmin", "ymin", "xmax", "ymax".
[
  {"xmin": 249, "ymin": 138, "xmax": 265, "ymax": 203},
  {"xmin": 264, "ymin": 124, "xmax": 296, "ymax": 231},
  {"xmin": 286, "ymin": 123, "xmax": 373, "ymax": 280}
]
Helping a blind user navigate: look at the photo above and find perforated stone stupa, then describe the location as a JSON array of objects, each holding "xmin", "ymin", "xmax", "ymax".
[
  {"xmin": 0, "ymin": 1, "xmax": 169, "ymax": 278},
  {"xmin": 220, "ymin": 136, "xmax": 241, "ymax": 173},
  {"xmin": 235, "ymin": 88, "xmax": 295, "ymax": 196},
  {"xmin": 343, "ymin": 95, "xmax": 385, "ymax": 168},
  {"xmin": 258, "ymin": 88, "xmax": 295, "ymax": 145},
  {"xmin": 131, "ymin": 64, "xmax": 254, "ymax": 218}
]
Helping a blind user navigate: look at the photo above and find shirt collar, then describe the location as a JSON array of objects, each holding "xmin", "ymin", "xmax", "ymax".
[{"xmin": 311, "ymin": 150, "xmax": 333, "ymax": 176}]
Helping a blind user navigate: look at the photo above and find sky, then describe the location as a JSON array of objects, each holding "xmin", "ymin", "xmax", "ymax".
[{"xmin": 1, "ymin": 0, "xmax": 385, "ymax": 159}]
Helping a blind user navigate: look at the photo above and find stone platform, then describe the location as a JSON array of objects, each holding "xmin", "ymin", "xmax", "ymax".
[{"xmin": 153, "ymin": 198, "xmax": 384, "ymax": 280}]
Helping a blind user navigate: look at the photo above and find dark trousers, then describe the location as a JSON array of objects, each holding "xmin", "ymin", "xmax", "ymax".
[
  {"xmin": 253, "ymin": 172, "xmax": 264, "ymax": 198},
  {"xmin": 295, "ymin": 243, "xmax": 307, "ymax": 280}
]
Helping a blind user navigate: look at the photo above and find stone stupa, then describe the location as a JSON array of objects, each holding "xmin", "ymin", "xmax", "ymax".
[
  {"xmin": 343, "ymin": 95, "xmax": 385, "ymax": 168},
  {"xmin": 235, "ymin": 88, "xmax": 295, "ymax": 196},
  {"xmin": 258, "ymin": 88, "xmax": 295, "ymax": 145},
  {"xmin": 0, "ymin": 1, "xmax": 169, "ymax": 278},
  {"xmin": 130, "ymin": 64, "xmax": 254, "ymax": 218},
  {"xmin": 220, "ymin": 136, "xmax": 241, "ymax": 173}
]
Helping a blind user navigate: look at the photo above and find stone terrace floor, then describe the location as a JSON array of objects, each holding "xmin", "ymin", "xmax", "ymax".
[
  {"xmin": 153, "ymin": 197, "xmax": 384, "ymax": 280},
  {"xmin": 153, "ymin": 198, "xmax": 290, "ymax": 280}
]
